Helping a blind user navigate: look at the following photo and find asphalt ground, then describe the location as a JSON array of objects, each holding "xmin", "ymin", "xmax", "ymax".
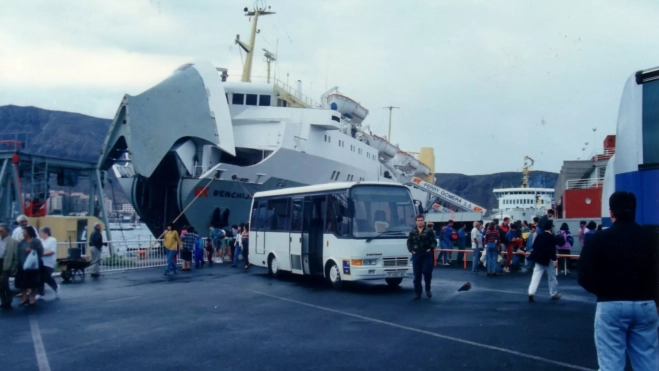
[{"xmin": 1, "ymin": 261, "xmax": 607, "ymax": 371}]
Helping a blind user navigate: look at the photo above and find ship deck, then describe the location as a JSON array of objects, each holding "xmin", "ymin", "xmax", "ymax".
[{"xmin": 2, "ymin": 263, "xmax": 608, "ymax": 370}]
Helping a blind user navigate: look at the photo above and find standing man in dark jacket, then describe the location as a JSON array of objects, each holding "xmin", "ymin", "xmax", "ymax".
[
  {"xmin": 578, "ymin": 192, "xmax": 659, "ymax": 370},
  {"xmin": 407, "ymin": 215, "xmax": 437, "ymax": 300},
  {"xmin": 89, "ymin": 223, "xmax": 106, "ymax": 278},
  {"xmin": 527, "ymin": 219, "xmax": 561, "ymax": 302}
]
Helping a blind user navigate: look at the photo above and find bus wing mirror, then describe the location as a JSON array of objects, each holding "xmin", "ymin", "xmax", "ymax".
[{"xmin": 346, "ymin": 198, "xmax": 355, "ymax": 218}]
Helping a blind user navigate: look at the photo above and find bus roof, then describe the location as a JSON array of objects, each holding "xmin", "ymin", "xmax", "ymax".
[{"xmin": 253, "ymin": 181, "xmax": 406, "ymax": 198}]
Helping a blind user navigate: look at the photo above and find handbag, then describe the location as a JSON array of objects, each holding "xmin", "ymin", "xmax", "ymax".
[{"xmin": 23, "ymin": 250, "xmax": 39, "ymax": 271}]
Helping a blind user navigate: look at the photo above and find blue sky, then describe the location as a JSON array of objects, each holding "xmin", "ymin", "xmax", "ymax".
[{"xmin": 1, "ymin": 0, "xmax": 658, "ymax": 174}]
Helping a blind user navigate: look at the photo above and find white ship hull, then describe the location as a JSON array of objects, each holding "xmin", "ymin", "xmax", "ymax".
[{"xmin": 100, "ymin": 61, "xmax": 416, "ymax": 237}]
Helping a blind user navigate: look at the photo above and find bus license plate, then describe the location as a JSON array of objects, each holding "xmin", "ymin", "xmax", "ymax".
[{"xmin": 387, "ymin": 271, "xmax": 405, "ymax": 277}]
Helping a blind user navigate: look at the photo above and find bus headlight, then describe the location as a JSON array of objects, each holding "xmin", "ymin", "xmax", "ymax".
[{"xmin": 362, "ymin": 259, "xmax": 378, "ymax": 266}]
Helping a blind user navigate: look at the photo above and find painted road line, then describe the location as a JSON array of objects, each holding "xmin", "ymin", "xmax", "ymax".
[
  {"xmin": 29, "ymin": 316, "xmax": 52, "ymax": 371},
  {"xmin": 248, "ymin": 289, "xmax": 595, "ymax": 371}
]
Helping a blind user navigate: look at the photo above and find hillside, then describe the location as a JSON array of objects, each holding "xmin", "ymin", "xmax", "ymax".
[
  {"xmin": 0, "ymin": 105, "xmax": 111, "ymax": 162},
  {"xmin": 434, "ymin": 172, "xmax": 558, "ymax": 212},
  {"xmin": 0, "ymin": 105, "xmax": 558, "ymax": 211}
]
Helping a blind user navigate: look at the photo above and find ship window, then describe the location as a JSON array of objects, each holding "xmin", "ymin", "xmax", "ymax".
[
  {"xmin": 358, "ymin": 148, "xmax": 362, "ymax": 154},
  {"xmin": 331, "ymin": 170, "xmax": 336, "ymax": 180},
  {"xmin": 246, "ymin": 94, "xmax": 257, "ymax": 106},
  {"xmin": 232, "ymin": 93, "xmax": 244, "ymax": 105},
  {"xmin": 328, "ymin": 136, "xmax": 331, "ymax": 143},
  {"xmin": 331, "ymin": 116, "xmax": 340, "ymax": 123},
  {"xmin": 336, "ymin": 171, "xmax": 341, "ymax": 180},
  {"xmin": 324, "ymin": 135, "xmax": 327, "ymax": 142},
  {"xmin": 258, "ymin": 95, "xmax": 271, "ymax": 106}
]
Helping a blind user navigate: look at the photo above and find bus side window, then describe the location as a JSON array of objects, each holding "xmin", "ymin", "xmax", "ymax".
[
  {"xmin": 290, "ymin": 199, "xmax": 303, "ymax": 232},
  {"xmin": 267, "ymin": 198, "xmax": 290, "ymax": 231},
  {"xmin": 326, "ymin": 193, "xmax": 350, "ymax": 236}
]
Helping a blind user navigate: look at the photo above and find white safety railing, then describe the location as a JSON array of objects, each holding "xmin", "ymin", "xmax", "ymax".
[
  {"xmin": 56, "ymin": 237, "xmax": 241, "ymax": 274},
  {"xmin": 566, "ymin": 177, "xmax": 605, "ymax": 190}
]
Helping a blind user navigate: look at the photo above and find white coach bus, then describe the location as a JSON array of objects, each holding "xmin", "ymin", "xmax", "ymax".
[{"xmin": 248, "ymin": 182, "xmax": 416, "ymax": 288}]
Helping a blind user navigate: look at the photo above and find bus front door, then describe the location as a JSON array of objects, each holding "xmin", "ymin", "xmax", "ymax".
[{"xmin": 289, "ymin": 197, "xmax": 304, "ymax": 275}]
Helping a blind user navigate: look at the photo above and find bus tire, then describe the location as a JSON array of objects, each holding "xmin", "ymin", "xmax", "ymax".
[
  {"xmin": 385, "ymin": 277, "xmax": 403, "ymax": 287},
  {"xmin": 268, "ymin": 254, "xmax": 281, "ymax": 278},
  {"xmin": 326, "ymin": 261, "xmax": 343, "ymax": 289}
]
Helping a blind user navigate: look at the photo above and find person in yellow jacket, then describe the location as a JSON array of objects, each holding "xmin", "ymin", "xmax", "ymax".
[{"xmin": 163, "ymin": 225, "xmax": 182, "ymax": 275}]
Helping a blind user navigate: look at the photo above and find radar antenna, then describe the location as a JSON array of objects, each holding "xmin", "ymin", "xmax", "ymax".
[{"xmin": 263, "ymin": 48, "xmax": 276, "ymax": 83}]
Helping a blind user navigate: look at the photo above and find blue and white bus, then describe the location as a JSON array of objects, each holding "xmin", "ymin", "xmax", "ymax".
[
  {"xmin": 248, "ymin": 182, "xmax": 416, "ymax": 288},
  {"xmin": 603, "ymin": 67, "xmax": 659, "ymax": 229}
]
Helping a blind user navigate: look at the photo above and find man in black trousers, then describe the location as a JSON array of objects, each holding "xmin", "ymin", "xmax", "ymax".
[{"xmin": 407, "ymin": 215, "xmax": 437, "ymax": 300}]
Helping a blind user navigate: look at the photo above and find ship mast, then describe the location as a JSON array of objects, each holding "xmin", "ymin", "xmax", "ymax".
[
  {"xmin": 235, "ymin": 2, "xmax": 275, "ymax": 82},
  {"xmin": 522, "ymin": 156, "xmax": 534, "ymax": 188}
]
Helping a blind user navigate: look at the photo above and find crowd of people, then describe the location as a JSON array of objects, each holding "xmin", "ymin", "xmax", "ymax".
[
  {"xmin": 0, "ymin": 215, "xmax": 61, "ymax": 309},
  {"xmin": 408, "ymin": 191, "xmax": 658, "ymax": 370},
  {"xmin": 162, "ymin": 222, "xmax": 251, "ymax": 276}
]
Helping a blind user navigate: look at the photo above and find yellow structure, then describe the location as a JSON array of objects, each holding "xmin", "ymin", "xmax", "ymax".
[
  {"xmin": 417, "ymin": 147, "xmax": 436, "ymax": 183},
  {"xmin": 25, "ymin": 216, "xmax": 103, "ymax": 263}
]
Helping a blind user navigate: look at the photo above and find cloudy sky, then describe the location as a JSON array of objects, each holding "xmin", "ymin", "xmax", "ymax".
[{"xmin": 1, "ymin": 0, "xmax": 658, "ymax": 175}]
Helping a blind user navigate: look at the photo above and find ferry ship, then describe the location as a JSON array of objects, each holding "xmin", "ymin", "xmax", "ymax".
[
  {"xmin": 97, "ymin": 5, "xmax": 442, "ymax": 237},
  {"xmin": 491, "ymin": 156, "xmax": 554, "ymax": 222}
]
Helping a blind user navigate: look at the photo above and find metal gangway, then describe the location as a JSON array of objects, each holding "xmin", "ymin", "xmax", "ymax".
[{"xmin": 404, "ymin": 176, "xmax": 487, "ymax": 215}]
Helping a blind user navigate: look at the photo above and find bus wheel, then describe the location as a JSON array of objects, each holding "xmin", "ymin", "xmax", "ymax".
[
  {"xmin": 327, "ymin": 262, "xmax": 343, "ymax": 289},
  {"xmin": 268, "ymin": 254, "xmax": 281, "ymax": 278},
  {"xmin": 385, "ymin": 278, "xmax": 403, "ymax": 287}
]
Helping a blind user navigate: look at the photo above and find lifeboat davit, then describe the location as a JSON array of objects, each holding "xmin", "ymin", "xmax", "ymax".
[
  {"xmin": 362, "ymin": 133, "xmax": 397, "ymax": 160},
  {"xmin": 327, "ymin": 94, "xmax": 369, "ymax": 124}
]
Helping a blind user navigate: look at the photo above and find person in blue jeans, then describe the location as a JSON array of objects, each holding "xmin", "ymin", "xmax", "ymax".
[
  {"xmin": 232, "ymin": 225, "xmax": 243, "ymax": 267},
  {"xmin": 578, "ymin": 191, "xmax": 659, "ymax": 370},
  {"xmin": 483, "ymin": 223, "xmax": 500, "ymax": 276},
  {"xmin": 470, "ymin": 222, "xmax": 483, "ymax": 273}
]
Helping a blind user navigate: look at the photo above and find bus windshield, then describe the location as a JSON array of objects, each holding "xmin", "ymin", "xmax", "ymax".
[{"xmin": 350, "ymin": 185, "xmax": 415, "ymax": 238}]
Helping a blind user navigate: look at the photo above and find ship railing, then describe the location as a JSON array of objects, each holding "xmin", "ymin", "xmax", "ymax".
[
  {"xmin": 56, "ymin": 237, "xmax": 223, "ymax": 274},
  {"xmin": 592, "ymin": 148, "xmax": 615, "ymax": 162},
  {"xmin": 565, "ymin": 177, "xmax": 605, "ymax": 190},
  {"xmin": 273, "ymin": 78, "xmax": 321, "ymax": 108}
]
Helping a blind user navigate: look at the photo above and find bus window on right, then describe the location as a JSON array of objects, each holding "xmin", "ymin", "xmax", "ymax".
[
  {"xmin": 350, "ymin": 185, "xmax": 415, "ymax": 239},
  {"xmin": 642, "ymin": 81, "xmax": 659, "ymax": 166}
]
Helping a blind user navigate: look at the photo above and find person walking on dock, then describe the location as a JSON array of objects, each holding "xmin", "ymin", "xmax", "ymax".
[
  {"xmin": 180, "ymin": 226, "xmax": 197, "ymax": 271},
  {"xmin": 89, "ymin": 223, "xmax": 106, "ymax": 278},
  {"xmin": 38, "ymin": 227, "xmax": 59, "ymax": 298},
  {"xmin": 497, "ymin": 217, "xmax": 512, "ymax": 273},
  {"xmin": 241, "ymin": 223, "xmax": 250, "ymax": 270},
  {"xmin": 231, "ymin": 225, "xmax": 243, "ymax": 268},
  {"xmin": 578, "ymin": 191, "xmax": 659, "ymax": 371},
  {"xmin": 11, "ymin": 215, "xmax": 37, "ymax": 242},
  {"xmin": 484, "ymin": 223, "xmax": 500, "ymax": 276},
  {"xmin": 407, "ymin": 215, "xmax": 437, "ymax": 300},
  {"xmin": 0, "ymin": 224, "xmax": 19, "ymax": 310},
  {"xmin": 163, "ymin": 225, "xmax": 181, "ymax": 275},
  {"xmin": 471, "ymin": 222, "xmax": 483, "ymax": 273},
  {"xmin": 527, "ymin": 220, "xmax": 561, "ymax": 302}
]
